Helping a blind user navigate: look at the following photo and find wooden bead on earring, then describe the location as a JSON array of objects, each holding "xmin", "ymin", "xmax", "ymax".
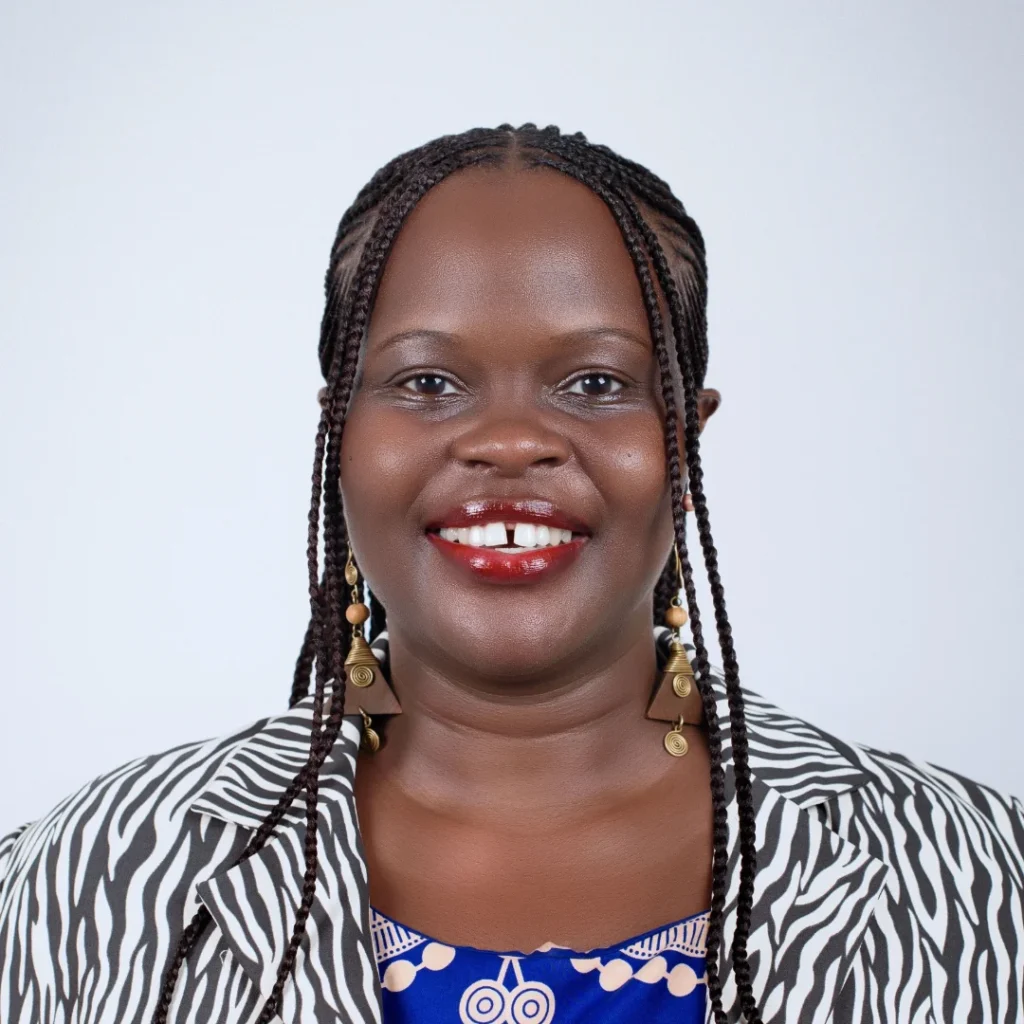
[
  {"xmin": 346, "ymin": 602, "xmax": 369, "ymax": 625},
  {"xmin": 665, "ymin": 605, "xmax": 688, "ymax": 629}
]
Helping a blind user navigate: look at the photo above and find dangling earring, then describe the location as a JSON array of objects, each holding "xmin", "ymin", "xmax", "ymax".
[
  {"xmin": 342, "ymin": 550, "xmax": 401, "ymax": 751},
  {"xmin": 359, "ymin": 709, "xmax": 380, "ymax": 754},
  {"xmin": 646, "ymin": 545, "xmax": 702, "ymax": 756}
]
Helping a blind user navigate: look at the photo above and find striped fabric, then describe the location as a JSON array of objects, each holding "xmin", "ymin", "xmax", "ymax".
[
  {"xmin": 619, "ymin": 914, "xmax": 710, "ymax": 961},
  {"xmin": 1, "ymin": 630, "xmax": 1021, "ymax": 1023}
]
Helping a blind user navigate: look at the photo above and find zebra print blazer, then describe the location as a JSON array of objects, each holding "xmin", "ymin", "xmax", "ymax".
[{"xmin": 1, "ymin": 631, "xmax": 1022, "ymax": 1023}]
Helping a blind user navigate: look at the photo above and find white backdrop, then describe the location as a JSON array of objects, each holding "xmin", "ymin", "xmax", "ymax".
[{"xmin": 2, "ymin": 1, "xmax": 1021, "ymax": 832}]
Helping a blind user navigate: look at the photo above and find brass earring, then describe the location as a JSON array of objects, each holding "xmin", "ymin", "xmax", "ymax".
[
  {"xmin": 359, "ymin": 709, "xmax": 380, "ymax": 754},
  {"xmin": 343, "ymin": 550, "xmax": 401, "ymax": 751},
  {"xmin": 646, "ymin": 545, "xmax": 702, "ymax": 756}
]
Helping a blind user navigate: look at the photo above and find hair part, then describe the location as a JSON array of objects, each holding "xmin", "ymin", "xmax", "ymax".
[{"xmin": 152, "ymin": 124, "xmax": 763, "ymax": 1024}]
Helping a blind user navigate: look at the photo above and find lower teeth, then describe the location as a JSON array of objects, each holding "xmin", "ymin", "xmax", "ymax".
[
  {"xmin": 494, "ymin": 545, "xmax": 557, "ymax": 552},
  {"xmin": 431, "ymin": 532, "xmax": 576, "ymax": 551}
]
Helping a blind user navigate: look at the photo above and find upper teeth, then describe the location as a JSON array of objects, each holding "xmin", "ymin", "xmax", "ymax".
[{"xmin": 438, "ymin": 522, "xmax": 575, "ymax": 548}]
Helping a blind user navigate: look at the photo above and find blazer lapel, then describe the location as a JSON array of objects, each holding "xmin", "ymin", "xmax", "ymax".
[
  {"xmin": 707, "ymin": 771, "xmax": 891, "ymax": 1023},
  {"xmin": 703, "ymin": 669, "xmax": 892, "ymax": 1023},
  {"xmin": 190, "ymin": 705, "xmax": 381, "ymax": 1024}
]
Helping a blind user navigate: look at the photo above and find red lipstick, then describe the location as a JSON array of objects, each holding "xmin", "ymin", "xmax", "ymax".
[
  {"xmin": 425, "ymin": 498, "xmax": 589, "ymax": 534},
  {"xmin": 425, "ymin": 498, "xmax": 590, "ymax": 584}
]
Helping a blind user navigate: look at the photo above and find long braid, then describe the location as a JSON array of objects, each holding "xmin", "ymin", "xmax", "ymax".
[
  {"xmin": 679, "ymin": 354, "xmax": 762, "ymax": 1022},
  {"xmin": 258, "ymin": 144, "xmax": 512, "ymax": 1021},
  {"xmin": 652, "ymin": 556, "xmax": 677, "ymax": 625},
  {"xmin": 535, "ymin": 130, "xmax": 760, "ymax": 1019},
  {"xmin": 289, "ymin": 601, "xmax": 317, "ymax": 708},
  {"xmin": 658, "ymin": 255, "xmax": 763, "ymax": 1024},
  {"xmin": 539, "ymin": 129, "xmax": 761, "ymax": 1019},
  {"xmin": 152, "ymin": 149, "xmax": 498, "ymax": 1024},
  {"xmin": 526, "ymin": 142, "xmax": 750, "ymax": 1015},
  {"xmin": 155, "ymin": 124, "xmax": 762, "ymax": 1023},
  {"xmin": 290, "ymin": 574, "xmax": 327, "ymax": 708},
  {"xmin": 524, "ymin": 148, "xmax": 735, "ymax": 1022},
  {"xmin": 584, "ymin": 165, "xmax": 763, "ymax": 1021}
]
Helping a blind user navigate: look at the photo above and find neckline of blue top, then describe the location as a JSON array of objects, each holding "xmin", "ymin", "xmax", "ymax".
[
  {"xmin": 370, "ymin": 904, "xmax": 711, "ymax": 960},
  {"xmin": 371, "ymin": 904, "xmax": 711, "ymax": 1016}
]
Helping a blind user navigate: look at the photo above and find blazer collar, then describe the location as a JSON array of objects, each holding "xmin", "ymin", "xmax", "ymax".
[
  {"xmin": 193, "ymin": 710, "xmax": 381, "ymax": 1023},
  {"xmin": 189, "ymin": 631, "xmax": 891, "ymax": 1024}
]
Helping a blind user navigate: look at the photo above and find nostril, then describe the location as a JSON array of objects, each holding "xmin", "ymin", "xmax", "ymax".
[{"xmin": 452, "ymin": 420, "xmax": 572, "ymax": 473}]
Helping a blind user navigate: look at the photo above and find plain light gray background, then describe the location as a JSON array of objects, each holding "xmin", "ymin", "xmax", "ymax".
[{"xmin": 2, "ymin": 2, "xmax": 1021, "ymax": 833}]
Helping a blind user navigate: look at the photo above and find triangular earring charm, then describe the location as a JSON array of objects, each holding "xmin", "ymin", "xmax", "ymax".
[
  {"xmin": 342, "ymin": 634, "xmax": 402, "ymax": 715},
  {"xmin": 646, "ymin": 634, "xmax": 703, "ymax": 727}
]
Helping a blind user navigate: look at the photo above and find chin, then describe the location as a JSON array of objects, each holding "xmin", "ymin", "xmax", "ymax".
[{"xmin": 401, "ymin": 601, "xmax": 599, "ymax": 687}]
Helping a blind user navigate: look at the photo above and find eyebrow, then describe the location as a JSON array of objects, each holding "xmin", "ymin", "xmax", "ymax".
[{"xmin": 375, "ymin": 325, "xmax": 652, "ymax": 353}]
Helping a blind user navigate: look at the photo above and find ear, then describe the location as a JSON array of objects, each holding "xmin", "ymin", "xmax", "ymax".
[
  {"xmin": 696, "ymin": 387, "xmax": 721, "ymax": 430},
  {"xmin": 673, "ymin": 387, "xmax": 721, "ymax": 452}
]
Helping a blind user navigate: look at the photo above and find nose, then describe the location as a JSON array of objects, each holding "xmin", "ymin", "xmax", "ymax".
[{"xmin": 451, "ymin": 415, "xmax": 572, "ymax": 476}]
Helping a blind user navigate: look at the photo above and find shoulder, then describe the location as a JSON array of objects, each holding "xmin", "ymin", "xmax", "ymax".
[
  {"xmin": 834, "ymin": 739, "xmax": 1024, "ymax": 881},
  {"xmin": 832, "ymin": 743, "xmax": 1023, "ymax": 1018},
  {"xmin": 0, "ymin": 713, "xmax": 271, "ymax": 924},
  {"xmin": 0, "ymin": 711, "xmax": 301, "ymax": 1019},
  {"xmin": 838, "ymin": 741, "xmax": 1024, "ymax": 926},
  {"xmin": 739, "ymin": 681, "xmax": 1023, "ymax": 873},
  {"xmin": 743, "ymin": 684, "xmax": 1024, "ymax": 1015}
]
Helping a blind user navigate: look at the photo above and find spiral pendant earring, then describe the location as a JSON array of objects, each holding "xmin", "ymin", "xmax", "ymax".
[
  {"xmin": 342, "ymin": 550, "xmax": 401, "ymax": 751},
  {"xmin": 646, "ymin": 546, "xmax": 703, "ymax": 756}
]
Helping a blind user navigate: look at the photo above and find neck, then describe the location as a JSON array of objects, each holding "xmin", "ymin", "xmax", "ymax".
[{"xmin": 367, "ymin": 620, "xmax": 666, "ymax": 818}]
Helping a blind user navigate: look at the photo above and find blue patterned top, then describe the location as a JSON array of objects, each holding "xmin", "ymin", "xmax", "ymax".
[{"xmin": 372, "ymin": 905, "xmax": 709, "ymax": 1024}]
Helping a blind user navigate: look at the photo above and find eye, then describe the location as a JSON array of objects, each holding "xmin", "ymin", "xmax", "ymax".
[
  {"xmin": 564, "ymin": 373, "xmax": 626, "ymax": 397},
  {"xmin": 399, "ymin": 374, "xmax": 459, "ymax": 396}
]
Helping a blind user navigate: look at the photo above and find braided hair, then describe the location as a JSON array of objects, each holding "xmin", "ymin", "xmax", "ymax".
[{"xmin": 152, "ymin": 124, "xmax": 763, "ymax": 1024}]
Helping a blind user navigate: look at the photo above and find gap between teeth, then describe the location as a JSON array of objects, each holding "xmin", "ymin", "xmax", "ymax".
[{"xmin": 437, "ymin": 522, "xmax": 576, "ymax": 548}]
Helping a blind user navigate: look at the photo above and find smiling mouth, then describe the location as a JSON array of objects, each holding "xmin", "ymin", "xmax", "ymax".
[
  {"xmin": 424, "ymin": 500, "xmax": 591, "ymax": 583},
  {"xmin": 427, "ymin": 521, "xmax": 581, "ymax": 553}
]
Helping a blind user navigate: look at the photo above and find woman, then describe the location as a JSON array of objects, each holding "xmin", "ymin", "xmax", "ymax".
[{"xmin": 0, "ymin": 124, "xmax": 1021, "ymax": 1024}]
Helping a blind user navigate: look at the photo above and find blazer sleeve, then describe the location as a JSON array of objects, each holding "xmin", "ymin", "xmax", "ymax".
[
  {"xmin": 830, "ymin": 747, "xmax": 1024, "ymax": 1023},
  {"xmin": 0, "ymin": 823, "xmax": 30, "ymax": 896}
]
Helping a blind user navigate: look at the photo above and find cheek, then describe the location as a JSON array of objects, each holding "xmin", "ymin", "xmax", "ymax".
[
  {"xmin": 339, "ymin": 397, "xmax": 434, "ymax": 574},
  {"xmin": 589, "ymin": 413, "xmax": 672, "ymax": 532},
  {"xmin": 578, "ymin": 411, "xmax": 675, "ymax": 599}
]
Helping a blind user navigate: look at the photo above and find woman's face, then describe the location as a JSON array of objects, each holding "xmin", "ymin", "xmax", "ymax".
[{"xmin": 340, "ymin": 166, "xmax": 715, "ymax": 685}]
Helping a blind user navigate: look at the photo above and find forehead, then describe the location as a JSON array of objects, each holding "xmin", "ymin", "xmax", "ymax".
[{"xmin": 367, "ymin": 166, "xmax": 652, "ymax": 341}]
